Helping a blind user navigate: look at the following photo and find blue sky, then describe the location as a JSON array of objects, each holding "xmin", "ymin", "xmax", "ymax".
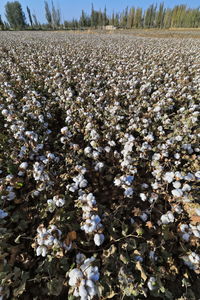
[{"xmin": 0, "ymin": 0, "xmax": 199, "ymax": 23}]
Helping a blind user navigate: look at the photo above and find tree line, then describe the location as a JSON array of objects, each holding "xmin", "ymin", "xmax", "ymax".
[{"xmin": 0, "ymin": 1, "xmax": 200, "ymax": 30}]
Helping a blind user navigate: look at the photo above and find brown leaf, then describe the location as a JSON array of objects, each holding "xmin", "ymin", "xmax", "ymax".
[
  {"xmin": 136, "ymin": 261, "xmax": 147, "ymax": 281},
  {"xmin": 65, "ymin": 231, "xmax": 77, "ymax": 246}
]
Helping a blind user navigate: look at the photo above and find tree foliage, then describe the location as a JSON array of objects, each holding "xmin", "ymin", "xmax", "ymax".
[{"xmin": 5, "ymin": 1, "xmax": 26, "ymax": 29}]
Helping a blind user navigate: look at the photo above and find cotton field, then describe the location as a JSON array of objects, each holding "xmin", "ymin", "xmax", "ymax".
[{"xmin": 0, "ymin": 31, "xmax": 200, "ymax": 300}]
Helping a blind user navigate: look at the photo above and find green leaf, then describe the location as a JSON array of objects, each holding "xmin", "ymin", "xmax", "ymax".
[
  {"xmin": 47, "ymin": 278, "xmax": 63, "ymax": 296},
  {"xmin": 13, "ymin": 282, "xmax": 26, "ymax": 297}
]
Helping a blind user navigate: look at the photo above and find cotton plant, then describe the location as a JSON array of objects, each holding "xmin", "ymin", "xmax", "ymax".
[
  {"xmin": 47, "ymin": 195, "xmax": 65, "ymax": 212},
  {"xmin": 114, "ymin": 174, "xmax": 135, "ymax": 198},
  {"xmin": 78, "ymin": 192, "xmax": 104, "ymax": 246},
  {"xmin": 33, "ymin": 224, "xmax": 71, "ymax": 257},
  {"xmin": 68, "ymin": 253, "xmax": 100, "ymax": 300}
]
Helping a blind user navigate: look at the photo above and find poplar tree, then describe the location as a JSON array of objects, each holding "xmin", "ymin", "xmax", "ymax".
[{"xmin": 5, "ymin": 1, "xmax": 26, "ymax": 29}]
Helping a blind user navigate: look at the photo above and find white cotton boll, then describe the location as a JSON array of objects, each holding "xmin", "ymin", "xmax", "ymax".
[
  {"xmin": 195, "ymin": 208, "xmax": 200, "ymax": 216},
  {"xmin": 18, "ymin": 171, "xmax": 25, "ymax": 176},
  {"xmin": 141, "ymin": 183, "xmax": 149, "ymax": 189},
  {"xmin": 36, "ymin": 246, "xmax": 42, "ymax": 256},
  {"xmin": 104, "ymin": 146, "xmax": 111, "ymax": 153},
  {"xmin": 188, "ymin": 253, "xmax": 200, "ymax": 264},
  {"xmin": 151, "ymin": 182, "xmax": 159, "ymax": 190},
  {"xmin": 7, "ymin": 191, "xmax": 16, "ymax": 201},
  {"xmin": 19, "ymin": 162, "xmax": 28, "ymax": 170},
  {"xmin": 86, "ymin": 280, "xmax": 97, "ymax": 297},
  {"xmin": 172, "ymin": 181, "xmax": 181, "ymax": 189},
  {"xmin": 0, "ymin": 209, "xmax": 8, "ymax": 219},
  {"xmin": 163, "ymin": 172, "xmax": 174, "ymax": 183},
  {"xmin": 36, "ymin": 246, "xmax": 47, "ymax": 257},
  {"xmin": 140, "ymin": 213, "xmax": 148, "ymax": 222},
  {"xmin": 172, "ymin": 189, "xmax": 183, "ymax": 197},
  {"xmin": 90, "ymin": 141, "xmax": 98, "ymax": 148},
  {"xmin": 87, "ymin": 193, "xmax": 94, "ymax": 201},
  {"xmin": 60, "ymin": 137, "xmax": 67, "ymax": 144},
  {"xmin": 55, "ymin": 198, "xmax": 65, "ymax": 207},
  {"xmin": 61, "ymin": 127, "xmax": 68, "ymax": 135},
  {"xmin": 182, "ymin": 233, "xmax": 190, "ymax": 241},
  {"xmin": 174, "ymin": 153, "xmax": 180, "ymax": 159},
  {"xmin": 123, "ymin": 175, "xmax": 134, "ymax": 185},
  {"xmin": 94, "ymin": 162, "xmax": 104, "ymax": 172},
  {"xmin": 37, "ymin": 236, "xmax": 44, "ymax": 246},
  {"xmin": 81, "ymin": 224, "xmax": 91, "ymax": 233},
  {"xmin": 114, "ymin": 178, "xmax": 121, "ymax": 186},
  {"xmin": 174, "ymin": 205, "xmax": 183, "ymax": 214},
  {"xmin": 146, "ymin": 133, "xmax": 154, "ymax": 142},
  {"xmin": 86, "ymin": 279, "xmax": 95, "ymax": 289},
  {"xmin": 85, "ymin": 266, "xmax": 99, "ymax": 281},
  {"xmin": 94, "ymin": 233, "xmax": 104, "ymax": 246},
  {"xmin": 79, "ymin": 179, "xmax": 88, "ymax": 188},
  {"xmin": 140, "ymin": 193, "xmax": 147, "ymax": 201},
  {"xmin": 184, "ymin": 173, "xmax": 195, "ymax": 181},
  {"xmin": 147, "ymin": 277, "xmax": 157, "ymax": 291},
  {"xmin": 68, "ymin": 184, "xmax": 77, "ymax": 193},
  {"xmin": 195, "ymin": 171, "xmax": 200, "ymax": 180},
  {"xmin": 84, "ymin": 147, "xmax": 92, "ymax": 155},
  {"xmin": 79, "ymin": 285, "xmax": 88, "ymax": 300},
  {"xmin": 124, "ymin": 187, "xmax": 133, "ymax": 197},
  {"xmin": 73, "ymin": 288, "xmax": 80, "ymax": 297},
  {"xmin": 192, "ymin": 229, "xmax": 200, "ymax": 238},
  {"xmin": 76, "ymin": 253, "xmax": 86, "ymax": 265},
  {"xmin": 161, "ymin": 211, "xmax": 174, "ymax": 224},
  {"xmin": 182, "ymin": 184, "xmax": 191, "ymax": 192},
  {"xmin": 180, "ymin": 224, "xmax": 188, "ymax": 232},
  {"xmin": 152, "ymin": 153, "xmax": 161, "ymax": 160},
  {"xmin": 92, "ymin": 151, "xmax": 100, "ymax": 160},
  {"xmin": 91, "ymin": 215, "xmax": 101, "ymax": 225},
  {"xmin": 69, "ymin": 268, "xmax": 84, "ymax": 286},
  {"xmin": 44, "ymin": 236, "xmax": 54, "ymax": 246},
  {"xmin": 2, "ymin": 109, "xmax": 9, "ymax": 116}
]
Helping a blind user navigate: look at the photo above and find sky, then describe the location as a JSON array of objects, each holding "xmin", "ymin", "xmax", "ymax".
[{"xmin": 0, "ymin": 0, "xmax": 199, "ymax": 24}]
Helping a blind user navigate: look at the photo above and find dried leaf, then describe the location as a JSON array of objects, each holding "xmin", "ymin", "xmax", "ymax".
[{"xmin": 136, "ymin": 261, "xmax": 147, "ymax": 281}]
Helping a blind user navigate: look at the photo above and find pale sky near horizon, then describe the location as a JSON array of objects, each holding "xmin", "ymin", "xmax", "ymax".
[{"xmin": 0, "ymin": 0, "xmax": 199, "ymax": 24}]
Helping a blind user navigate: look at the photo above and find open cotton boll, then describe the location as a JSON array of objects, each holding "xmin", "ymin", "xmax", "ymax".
[
  {"xmin": 0, "ymin": 209, "xmax": 8, "ymax": 219},
  {"xmin": 140, "ymin": 213, "xmax": 148, "ymax": 222},
  {"xmin": 76, "ymin": 253, "xmax": 86, "ymax": 265},
  {"xmin": 86, "ymin": 279, "xmax": 97, "ymax": 297},
  {"xmin": 36, "ymin": 245, "xmax": 47, "ymax": 257},
  {"xmin": 7, "ymin": 191, "xmax": 16, "ymax": 201},
  {"xmin": 195, "ymin": 208, "xmax": 200, "ymax": 216},
  {"xmin": 69, "ymin": 268, "xmax": 84, "ymax": 286},
  {"xmin": 94, "ymin": 233, "xmax": 104, "ymax": 246},
  {"xmin": 182, "ymin": 184, "xmax": 191, "ymax": 192},
  {"xmin": 79, "ymin": 179, "xmax": 88, "ymax": 188},
  {"xmin": 140, "ymin": 193, "xmax": 147, "ymax": 201},
  {"xmin": 163, "ymin": 172, "xmax": 174, "ymax": 183},
  {"xmin": 55, "ymin": 197, "xmax": 65, "ymax": 207},
  {"xmin": 124, "ymin": 187, "xmax": 134, "ymax": 197},
  {"xmin": 172, "ymin": 181, "xmax": 181, "ymax": 189},
  {"xmin": 19, "ymin": 162, "xmax": 28, "ymax": 170},
  {"xmin": 1, "ymin": 109, "xmax": 9, "ymax": 116},
  {"xmin": 172, "ymin": 189, "xmax": 183, "ymax": 197},
  {"xmin": 182, "ymin": 233, "xmax": 190, "ymax": 241},
  {"xmin": 160, "ymin": 211, "xmax": 175, "ymax": 224},
  {"xmin": 79, "ymin": 285, "xmax": 88, "ymax": 300},
  {"xmin": 85, "ymin": 266, "xmax": 99, "ymax": 281},
  {"xmin": 188, "ymin": 252, "xmax": 200, "ymax": 264}
]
